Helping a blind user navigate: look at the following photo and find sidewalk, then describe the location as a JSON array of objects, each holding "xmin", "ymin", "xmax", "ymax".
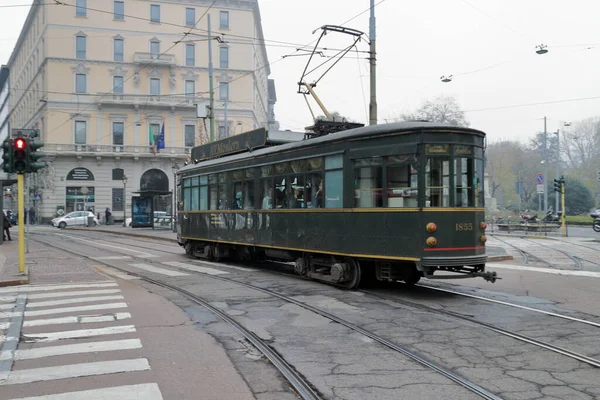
[{"xmin": 0, "ymin": 239, "xmax": 28, "ymax": 287}]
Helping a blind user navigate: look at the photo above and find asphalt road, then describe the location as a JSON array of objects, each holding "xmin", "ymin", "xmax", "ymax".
[{"xmin": 20, "ymin": 227, "xmax": 600, "ymax": 400}]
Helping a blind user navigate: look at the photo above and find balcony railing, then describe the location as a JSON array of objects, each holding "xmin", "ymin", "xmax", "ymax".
[
  {"xmin": 133, "ymin": 52, "xmax": 176, "ymax": 66},
  {"xmin": 96, "ymin": 93, "xmax": 201, "ymax": 108},
  {"xmin": 43, "ymin": 144, "xmax": 191, "ymax": 156}
]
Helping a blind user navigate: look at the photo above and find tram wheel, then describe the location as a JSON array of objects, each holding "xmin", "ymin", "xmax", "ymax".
[
  {"xmin": 341, "ymin": 257, "xmax": 362, "ymax": 290},
  {"xmin": 403, "ymin": 268, "xmax": 422, "ymax": 285}
]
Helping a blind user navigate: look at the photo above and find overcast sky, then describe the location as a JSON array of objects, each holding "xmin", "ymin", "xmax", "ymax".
[{"xmin": 2, "ymin": 0, "xmax": 599, "ymax": 143}]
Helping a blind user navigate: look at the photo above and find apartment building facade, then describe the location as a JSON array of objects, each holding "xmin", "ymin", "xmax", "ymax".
[
  {"xmin": 0, "ymin": 66, "xmax": 9, "ymax": 182},
  {"xmin": 8, "ymin": 0, "xmax": 275, "ymax": 221}
]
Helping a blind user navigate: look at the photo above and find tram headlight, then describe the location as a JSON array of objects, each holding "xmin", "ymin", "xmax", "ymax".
[
  {"xmin": 480, "ymin": 235, "xmax": 487, "ymax": 243},
  {"xmin": 481, "ymin": 222, "xmax": 487, "ymax": 230},
  {"xmin": 426, "ymin": 222, "xmax": 437, "ymax": 233},
  {"xmin": 426, "ymin": 236, "xmax": 437, "ymax": 247}
]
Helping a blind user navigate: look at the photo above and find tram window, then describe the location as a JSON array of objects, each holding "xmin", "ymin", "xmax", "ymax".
[
  {"xmin": 261, "ymin": 178, "xmax": 274, "ymax": 209},
  {"xmin": 232, "ymin": 182, "xmax": 243, "ymax": 209},
  {"xmin": 274, "ymin": 176, "xmax": 288, "ymax": 208},
  {"xmin": 425, "ymin": 158, "xmax": 450, "ymax": 207},
  {"xmin": 387, "ymin": 155, "xmax": 418, "ymax": 208},
  {"xmin": 325, "ymin": 170, "xmax": 343, "ymax": 208},
  {"xmin": 454, "ymin": 158, "xmax": 474, "ymax": 207},
  {"xmin": 325, "ymin": 154, "xmax": 343, "ymax": 170},
  {"xmin": 354, "ymin": 157, "xmax": 383, "ymax": 208},
  {"xmin": 198, "ymin": 176, "xmax": 208, "ymax": 210},
  {"xmin": 307, "ymin": 157, "xmax": 323, "ymax": 171},
  {"xmin": 306, "ymin": 172, "xmax": 323, "ymax": 208},
  {"xmin": 475, "ymin": 158, "xmax": 484, "ymax": 207},
  {"xmin": 209, "ymin": 174, "xmax": 218, "ymax": 210},
  {"xmin": 183, "ymin": 178, "xmax": 192, "ymax": 211},
  {"xmin": 244, "ymin": 181, "xmax": 255, "ymax": 209},
  {"xmin": 289, "ymin": 174, "xmax": 305, "ymax": 208}
]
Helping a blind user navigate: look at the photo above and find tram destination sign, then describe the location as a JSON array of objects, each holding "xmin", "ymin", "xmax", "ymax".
[{"xmin": 191, "ymin": 128, "xmax": 268, "ymax": 162}]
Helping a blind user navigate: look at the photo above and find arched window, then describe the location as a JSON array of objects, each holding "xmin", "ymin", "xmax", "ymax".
[{"xmin": 140, "ymin": 168, "xmax": 169, "ymax": 192}]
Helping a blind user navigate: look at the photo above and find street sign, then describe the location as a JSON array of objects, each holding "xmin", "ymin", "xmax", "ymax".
[
  {"xmin": 536, "ymin": 184, "xmax": 544, "ymax": 194},
  {"xmin": 536, "ymin": 173, "xmax": 544, "ymax": 184}
]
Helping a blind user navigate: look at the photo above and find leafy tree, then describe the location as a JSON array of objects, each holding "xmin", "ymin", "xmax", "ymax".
[
  {"xmin": 400, "ymin": 95, "xmax": 470, "ymax": 127},
  {"xmin": 560, "ymin": 177, "xmax": 595, "ymax": 215}
]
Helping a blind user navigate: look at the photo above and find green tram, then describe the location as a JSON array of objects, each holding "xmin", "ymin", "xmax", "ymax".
[{"xmin": 176, "ymin": 122, "xmax": 498, "ymax": 289}]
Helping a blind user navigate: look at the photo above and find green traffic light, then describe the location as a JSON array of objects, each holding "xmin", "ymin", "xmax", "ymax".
[
  {"xmin": 27, "ymin": 139, "xmax": 46, "ymax": 172},
  {"xmin": 1, "ymin": 139, "xmax": 13, "ymax": 173}
]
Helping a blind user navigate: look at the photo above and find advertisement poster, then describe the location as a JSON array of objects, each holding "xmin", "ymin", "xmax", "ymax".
[{"xmin": 131, "ymin": 196, "xmax": 153, "ymax": 228}]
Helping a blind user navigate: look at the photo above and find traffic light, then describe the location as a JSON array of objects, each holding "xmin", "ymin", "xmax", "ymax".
[
  {"xmin": 553, "ymin": 178, "xmax": 562, "ymax": 193},
  {"xmin": 13, "ymin": 137, "xmax": 28, "ymax": 173},
  {"xmin": 27, "ymin": 139, "xmax": 46, "ymax": 172},
  {"xmin": 2, "ymin": 139, "xmax": 13, "ymax": 173}
]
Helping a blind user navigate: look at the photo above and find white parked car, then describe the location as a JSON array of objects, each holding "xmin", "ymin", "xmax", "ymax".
[
  {"xmin": 52, "ymin": 211, "xmax": 99, "ymax": 228},
  {"xmin": 125, "ymin": 211, "xmax": 170, "ymax": 227}
]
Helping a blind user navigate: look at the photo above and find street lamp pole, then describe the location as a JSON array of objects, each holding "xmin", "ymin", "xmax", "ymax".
[
  {"xmin": 122, "ymin": 175, "xmax": 128, "ymax": 226},
  {"xmin": 557, "ymin": 122, "xmax": 570, "ymax": 213},
  {"xmin": 172, "ymin": 164, "xmax": 180, "ymax": 233},
  {"xmin": 543, "ymin": 116, "xmax": 548, "ymax": 212}
]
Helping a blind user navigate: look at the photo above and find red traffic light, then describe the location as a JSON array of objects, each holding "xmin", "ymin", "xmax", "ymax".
[{"xmin": 15, "ymin": 138, "xmax": 26, "ymax": 149}]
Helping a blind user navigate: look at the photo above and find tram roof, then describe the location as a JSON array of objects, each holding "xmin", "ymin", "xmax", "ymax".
[{"xmin": 180, "ymin": 122, "xmax": 485, "ymax": 173}]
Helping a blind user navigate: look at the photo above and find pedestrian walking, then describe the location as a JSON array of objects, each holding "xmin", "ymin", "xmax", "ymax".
[
  {"xmin": 105, "ymin": 207, "xmax": 112, "ymax": 225},
  {"xmin": 29, "ymin": 206, "xmax": 35, "ymax": 225},
  {"xmin": 3, "ymin": 212, "xmax": 12, "ymax": 241}
]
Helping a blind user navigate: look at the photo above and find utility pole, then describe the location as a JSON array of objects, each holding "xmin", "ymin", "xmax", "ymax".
[
  {"xmin": 224, "ymin": 98, "xmax": 229, "ymax": 138},
  {"xmin": 368, "ymin": 0, "xmax": 377, "ymax": 125},
  {"xmin": 543, "ymin": 116, "xmax": 548, "ymax": 212},
  {"xmin": 207, "ymin": 14, "xmax": 215, "ymax": 142},
  {"xmin": 554, "ymin": 129, "xmax": 560, "ymax": 213}
]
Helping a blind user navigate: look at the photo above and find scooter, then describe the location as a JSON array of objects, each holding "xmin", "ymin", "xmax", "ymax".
[
  {"xmin": 542, "ymin": 207, "xmax": 560, "ymax": 224},
  {"xmin": 520, "ymin": 210, "xmax": 539, "ymax": 224},
  {"xmin": 591, "ymin": 210, "xmax": 600, "ymax": 233}
]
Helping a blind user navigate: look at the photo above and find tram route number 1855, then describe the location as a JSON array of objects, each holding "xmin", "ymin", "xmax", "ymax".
[{"xmin": 455, "ymin": 223, "xmax": 473, "ymax": 231}]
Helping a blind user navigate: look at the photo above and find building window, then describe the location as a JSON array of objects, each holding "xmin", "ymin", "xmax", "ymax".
[
  {"xmin": 75, "ymin": 74, "xmax": 86, "ymax": 93},
  {"xmin": 220, "ymin": 46, "xmax": 229, "ymax": 68},
  {"xmin": 185, "ymin": 44, "xmax": 195, "ymax": 66},
  {"xmin": 185, "ymin": 125, "xmax": 195, "ymax": 147},
  {"xmin": 76, "ymin": 35, "xmax": 86, "ymax": 59},
  {"xmin": 114, "ymin": 1, "xmax": 124, "ymax": 20},
  {"xmin": 112, "ymin": 188, "xmax": 124, "ymax": 212},
  {"xmin": 76, "ymin": 0, "xmax": 86, "ymax": 17},
  {"xmin": 112, "ymin": 122, "xmax": 124, "ymax": 145},
  {"xmin": 185, "ymin": 80, "xmax": 195, "ymax": 97},
  {"xmin": 185, "ymin": 7, "xmax": 195, "ymax": 26},
  {"xmin": 219, "ymin": 82, "xmax": 229, "ymax": 101},
  {"xmin": 150, "ymin": 40, "xmax": 160, "ymax": 55},
  {"xmin": 150, "ymin": 4, "xmax": 160, "ymax": 23},
  {"xmin": 220, "ymin": 11, "xmax": 229, "ymax": 29},
  {"xmin": 74, "ymin": 121, "xmax": 87, "ymax": 144},
  {"xmin": 113, "ymin": 76, "xmax": 124, "ymax": 93},
  {"xmin": 114, "ymin": 38, "xmax": 123, "ymax": 61},
  {"xmin": 112, "ymin": 168, "xmax": 124, "ymax": 180},
  {"xmin": 150, "ymin": 78, "xmax": 160, "ymax": 95}
]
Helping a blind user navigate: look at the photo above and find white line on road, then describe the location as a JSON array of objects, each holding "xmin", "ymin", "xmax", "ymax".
[
  {"xmin": 190, "ymin": 259, "xmax": 257, "ymax": 272},
  {"xmin": 0, "ymin": 339, "xmax": 142, "ymax": 361},
  {"xmin": 89, "ymin": 256, "xmax": 133, "ymax": 260},
  {"xmin": 8, "ymin": 383, "xmax": 163, "ymax": 400},
  {"xmin": 23, "ymin": 312, "xmax": 132, "ymax": 328},
  {"xmin": 20, "ymin": 302, "xmax": 128, "ymax": 318},
  {"xmin": 21, "ymin": 325, "xmax": 136, "ymax": 343},
  {"xmin": 0, "ymin": 303, "xmax": 16, "ymax": 310},
  {"xmin": 55, "ymin": 233, "xmax": 155, "ymax": 257},
  {"xmin": 27, "ymin": 295, "xmax": 125, "ymax": 309},
  {"xmin": 128, "ymin": 263, "xmax": 189, "ymax": 276},
  {"xmin": 27, "ymin": 289, "xmax": 122, "ymax": 300},
  {"xmin": 0, "ymin": 282, "xmax": 117, "ymax": 294},
  {"xmin": 490, "ymin": 263, "xmax": 600, "ymax": 278},
  {"xmin": 0, "ymin": 358, "xmax": 151, "ymax": 386},
  {"xmin": 162, "ymin": 261, "xmax": 230, "ymax": 275},
  {"xmin": 0, "ymin": 295, "xmax": 17, "ymax": 303},
  {"xmin": 136, "ymin": 255, "xmax": 160, "ymax": 258}
]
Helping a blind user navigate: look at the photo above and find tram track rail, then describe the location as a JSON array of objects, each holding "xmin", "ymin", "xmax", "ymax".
[
  {"xmin": 32, "ymin": 232, "xmax": 503, "ymax": 400},
  {"xmin": 489, "ymin": 236, "xmax": 552, "ymax": 266}
]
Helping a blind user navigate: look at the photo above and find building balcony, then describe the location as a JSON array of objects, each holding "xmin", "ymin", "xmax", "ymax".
[
  {"xmin": 133, "ymin": 52, "xmax": 176, "ymax": 66},
  {"xmin": 43, "ymin": 143, "xmax": 191, "ymax": 158},
  {"xmin": 95, "ymin": 94, "xmax": 203, "ymax": 109}
]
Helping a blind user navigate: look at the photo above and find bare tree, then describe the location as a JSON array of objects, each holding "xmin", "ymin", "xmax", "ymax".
[
  {"xmin": 562, "ymin": 117, "xmax": 600, "ymax": 171},
  {"xmin": 400, "ymin": 95, "xmax": 470, "ymax": 127}
]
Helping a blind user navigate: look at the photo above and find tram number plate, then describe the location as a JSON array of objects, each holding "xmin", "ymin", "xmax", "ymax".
[{"xmin": 455, "ymin": 223, "xmax": 473, "ymax": 231}]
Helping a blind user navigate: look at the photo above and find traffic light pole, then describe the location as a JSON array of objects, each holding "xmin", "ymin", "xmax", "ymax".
[
  {"xmin": 17, "ymin": 173, "xmax": 25, "ymax": 274},
  {"xmin": 561, "ymin": 181, "xmax": 567, "ymax": 237}
]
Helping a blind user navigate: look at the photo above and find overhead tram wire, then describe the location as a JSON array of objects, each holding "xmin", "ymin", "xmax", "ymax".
[{"xmin": 463, "ymin": 95, "xmax": 600, "ymax": 113}]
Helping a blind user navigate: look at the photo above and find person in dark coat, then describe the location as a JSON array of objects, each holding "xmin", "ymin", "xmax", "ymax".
[
  {"xmin": 105, "ymin": 208, "xmax": 112, "ymax": 225},
  {"xmin": 3, "ymin": 212, "xmax": 12, "ymax": 241},
  {"xmin": 29, "ymin": 207, "xmax": 35, "ymax": 225}
]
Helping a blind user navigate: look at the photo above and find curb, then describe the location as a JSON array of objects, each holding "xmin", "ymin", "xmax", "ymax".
[
  {"xmin": 488, "ymin": 233, "xmax": 558, "ymax": 240},
  {"xmin": 65, "ymin": 227, "xmax": 178, "ymax": 244},
  {"xmin": 0, "ymin": 271, "xmax": 29, "ymax": 287},
  {"xmin": 487, "ymin": 255, "xmax": 513, "ymax": 262}
]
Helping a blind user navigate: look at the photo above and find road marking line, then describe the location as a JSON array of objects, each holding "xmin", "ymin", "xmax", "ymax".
[
  {"xmin": 21, "ymin": 325, "xmax": 136, "ymax": 343},
  {"xmin": 0, "ymin": 303, "xmax": 16, "ymax": 310},
  {"xmin": 0, "ymin": 295, "xmax": 17, "ymax": 303},
  {"xmin": 0, "ymin": 339, "xmax": 142, "ymax": 361},
  {"xmin": 0, "ymin": 358, "xmax": 151, "ymax": 386},
  {"xmin": 136, "ymin": 255, "xmax": 160, "ymax": 258},
  {"xmin": 23, "ymin": 312, "xmax": 132, "ymax": 328},
  {"xmin": 27, "ymin": 295, "xmax": 125, "ymax": 309},
  {"xmin": 490, "ymin": 263, "xmax": 600, "ymax": 278},
  {"xmin": 162, "ymin": 261, "xmax": 230, "ymax": 275},
  {"xmin": 128, "ymin": 263, "xmax": 189, "ymax": 277},
  {"xmin": 89, "ymin": 256, "xmax": 133, "ymax": 260},
  {"xmin": 27, "ymin": 289, "xmax": 121, "ymax": 300},
  {"xmin": 0, "ymin": 283, "xmax": 117, "ymax": 294},
  {"xmin": 191, "ymin": 259, "xmax": 257, "ymax": 272},
  {"xmin": 55, "ymin": 233, "xmax": 154, "ymax": 257},
  {"xmin": 7, "ymin": 383, "xmax": 164, "ymax": 400},
  {"xmin": 94, "ymin": 266, "xmax": 140, "ymax": 281},
  {"xmin": 18, "ymin": 303, "xmax": 128, "ymax": 318},
  {"xmin": 0, "ymin": 322, "xmax": 7, "ymax": 330}
]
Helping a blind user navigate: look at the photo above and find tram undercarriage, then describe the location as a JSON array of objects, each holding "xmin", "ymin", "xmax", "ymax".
[{"xmin": 180, "ymin": 239, "xmax": 497, "ymax": 288}]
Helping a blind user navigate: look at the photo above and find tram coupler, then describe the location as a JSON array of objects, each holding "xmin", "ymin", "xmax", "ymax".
[
  {"xmin": 424, "ymin": 270, "xmax": 499, "ymax": 283},
  {"xmin": 477, "ymin": 270, "xmax": 499, "ymax": 283}
]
